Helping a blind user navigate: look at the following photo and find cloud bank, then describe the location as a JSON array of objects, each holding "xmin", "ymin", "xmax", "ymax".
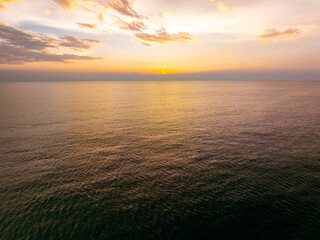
[{"xmin": 0, "ymin": 22, "xmax": 103, "ymax": 64}]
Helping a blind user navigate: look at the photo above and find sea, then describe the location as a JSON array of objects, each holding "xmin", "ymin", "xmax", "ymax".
[{"xmin": 0, "ymin": 81, "xmax": 319, "ymax": 240}]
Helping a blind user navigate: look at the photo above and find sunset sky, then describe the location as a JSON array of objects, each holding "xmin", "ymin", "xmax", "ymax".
[{"xmin": 0, "ymin": 0, "xmax": 320, "ymax": 76}]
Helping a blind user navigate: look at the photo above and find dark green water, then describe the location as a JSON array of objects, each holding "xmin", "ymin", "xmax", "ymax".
[{"xmin": 0, "ymin": 81, "xmax": 319, "ymax": 240}]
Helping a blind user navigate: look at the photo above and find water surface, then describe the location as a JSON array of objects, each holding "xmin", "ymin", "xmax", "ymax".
[{"xmin": 0, "ymin": 81, "xmax": 319, "ymax": 239}]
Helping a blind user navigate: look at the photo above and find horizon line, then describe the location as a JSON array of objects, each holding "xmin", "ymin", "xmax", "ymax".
[{"xmin": 1, "ymin": 69, "xmax": 320, "ymax": 82}]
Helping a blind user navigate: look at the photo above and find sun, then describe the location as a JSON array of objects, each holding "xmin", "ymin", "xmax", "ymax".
[{"xmin": 160, "ymin": 70, "xmax": 169, "ymax": 75}]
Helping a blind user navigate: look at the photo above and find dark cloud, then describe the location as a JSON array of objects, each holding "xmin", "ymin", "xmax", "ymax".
[
  {"xmin": 258, "ymin": 28, "xmax": 302, "ymax": 39},
  {"xmin": 0, "ymin": 44, "xmax": 97, "ymax": 64},
  {"xmin": 59, "ymin": 36, "xmax": 102, "ymax": 50},
  {"xmin": 0, "ymin": 23, "xmax": 57, "ymax": 50},
  {"xmin": 135, "ymin": 28, "xmax": 192, "ymax": 43},
  {"xmin": 0, "ymin": 22, "xmax": 102, "ymax": 64}
]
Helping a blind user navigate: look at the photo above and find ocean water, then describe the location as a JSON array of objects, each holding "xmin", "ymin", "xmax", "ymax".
[{"xmin": 0, "ymin": 81, "xmax": 319, "ymax": 240}]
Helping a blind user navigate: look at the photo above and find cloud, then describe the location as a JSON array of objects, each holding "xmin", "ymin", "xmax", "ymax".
[
  {"xmin": 53, "ymin": 0, "xmax": 144, "ymax": 19},
  {"xmin": 217, "ymin": 2, "xmax": 229, "ymax": 12},
  {"xmin": 0, "ymin": 44, "xmax": 97, "ymax": 64},
  {"xmin": 135, "ymin": 28, "xmax": 192, "ymax": 44},
  {"xmin": 0, "ymin": 23, "xmax": 57, "ymax": 50},
  {"xmin": 263, "ymin": 40, "xmax": 283, "ymax": 44},
  {"xmin": 258, "ymin": 28, "xmax": 302, "ymax": 39},
  {"xmin": 118, "ymin": 20, "xmax": 146, "ymax": 32},
  {"xmin": 52, "ymin": 0, "xmax": 145, "ymax": 27},
  {"xmin": 158, "ymin": 11, "xmax": 169, "ymax": 18},
  {"xmin": 0, "ymin": 22, "xmax": 102, "ymax": 64},
  {"xmin": 0, "ymin": 0, "xmax": 21, "ymax": 10},
  {"xmin": 52, "ymin": 0, "xmax": 77, "ymax": 10},
  {"xmin": 52, "ymin": 0, "xmax": 101, "ymax": 11},
  {"xmin": 140, "ymin": 42, "xmax": 151, "ymax": 47},
  {"xmin": 77, "ymin": 22, "xmax": 98, "ymax": 30},
  {"xmin": 59, "ymin": 36, "xmax": 103, "ymax": 50},
  {"xmin": 108, "ymin": 0, "xmax": 142, "ymax": 18}
]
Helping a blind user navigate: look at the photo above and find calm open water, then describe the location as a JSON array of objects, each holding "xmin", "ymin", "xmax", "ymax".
[{"xmin": 0, "ymin": 81, "xmax": 320, "ymax": 240}]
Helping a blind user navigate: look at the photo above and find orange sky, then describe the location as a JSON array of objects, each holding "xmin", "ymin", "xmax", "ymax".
[{"xmin": 0, "ymin": 0, "xmax": 320, "ymax": 74}]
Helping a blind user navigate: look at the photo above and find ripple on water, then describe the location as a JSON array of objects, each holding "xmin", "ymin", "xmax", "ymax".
[{"xmin": 0, "ymin": 81, "xmax": 320, "ymax": 240}]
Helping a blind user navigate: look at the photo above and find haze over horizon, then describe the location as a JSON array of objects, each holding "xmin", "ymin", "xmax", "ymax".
[
  {"xmin": 1, "ymin": 69, "xmax": 320, "ymax": 82},
  {"xmin": 0, "ymin": 0, "xmax": 320, "ymax": 79}
]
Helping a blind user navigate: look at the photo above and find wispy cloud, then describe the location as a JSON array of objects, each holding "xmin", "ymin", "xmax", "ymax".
[
  {"xmin": 0, "ymin": 0, "xmax": 21, "ymax": 10},
  {"xmin": 0, "ymin": 23, "xmax": 56, "ymax": 50},
  {"xmin": 59, "ymin": 36, "xmax": 103, "ymax": 50},
  {"xmin": 52, "ymin": 0, "xmax": 77, "ymax": 10},
  {"xmin": 52, "ymin": 0, "xmax": 143, "ymax": 19},
  {"xmin": 77, "ymin": 22, "xmax": 98, "ymax": 30},
  {"xmin": 53, "ymin": 0, "xmax": 146, "ymax": 33},
  {"xmin": 258, "ymin": 28, "xmax": 302, "ymax": 39},
  {"xmin": 108, "ymin": 0, "xmax": 142, "ymax": 18},
  {"xmin": 52, "ymin": 0, "xmax": 104, "ymax": 12},
  {"xmin": 0, "ymin": 44, "xmax": 97, "ymax": 64},
  {"xmin": 135, "ymin": 28, "xmax": 192, "ymax": 44},
  {"xmin": 0, "ymin": 22, "xmax": 103, "ymax": 64},
  {"xmin": 118, "ymin": 19, "xmax": 146, "ymax": 32},
  {"xmin": 140, "ymin": 42, "xmax": 151, "ymax": 47}
]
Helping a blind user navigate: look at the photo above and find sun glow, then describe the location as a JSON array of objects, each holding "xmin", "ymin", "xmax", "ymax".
[
  {"xmin": 160, "ymin": 70, "xmax": 169, "ymax": 75},
  {"xmin": 0, "ymin": 0, "xmax": 319, "ymax": 74}
]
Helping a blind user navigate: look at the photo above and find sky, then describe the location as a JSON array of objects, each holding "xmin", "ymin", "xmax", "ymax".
[{"xmin": 0, "ymin": 0, "xmax": 320, "ymax": 79}]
